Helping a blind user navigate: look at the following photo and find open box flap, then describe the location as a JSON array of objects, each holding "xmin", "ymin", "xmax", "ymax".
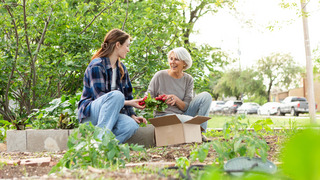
[
  {"xmin": 149, "ymin": 115, "xmax": 182, "ymax": 127},
  {"xmin": 185, "ymin": 116, "xmax": 211, "ymax": 125}
]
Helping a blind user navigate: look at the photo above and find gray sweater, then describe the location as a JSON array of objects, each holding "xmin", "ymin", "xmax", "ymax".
[{"xmin": 146, "ymin": 70, "xmax": 194, "ymax": 116}]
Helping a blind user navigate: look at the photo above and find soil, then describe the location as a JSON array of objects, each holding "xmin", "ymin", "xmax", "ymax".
[{"xmin": 0, "ymin": 135, "xmax": 284, "ymax": 179}]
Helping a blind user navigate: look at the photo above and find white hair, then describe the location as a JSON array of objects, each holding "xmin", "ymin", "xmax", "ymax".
[{"xmin": 167, "ymin": 47, "xmax": 192, "ymax": 70}]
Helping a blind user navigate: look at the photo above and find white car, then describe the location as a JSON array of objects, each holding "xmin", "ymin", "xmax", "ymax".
[
  {"xmin": 237, "ymin": 102, "xmax": 260, "ymax": 115},
  {"xmin": 257, "ymin": 102, "xmax": 282, "ymax": 116},
  {"xmin": 210, "ymin": 101, "xmax": 225, "ymax": 114}
]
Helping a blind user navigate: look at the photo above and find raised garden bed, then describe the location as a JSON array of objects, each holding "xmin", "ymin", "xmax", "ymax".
[
  {"xmin": 6, "ymin": 125, "xmax": 156, "ymax": 152},
  {"xmin": 0, "ymin": 134, "xmax": 283, "ymax": 179}
]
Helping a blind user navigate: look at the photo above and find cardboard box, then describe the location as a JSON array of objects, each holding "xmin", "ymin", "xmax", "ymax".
[{"xmin": 149, "ymin": 114, "xmax": 210, "ymax": 146}]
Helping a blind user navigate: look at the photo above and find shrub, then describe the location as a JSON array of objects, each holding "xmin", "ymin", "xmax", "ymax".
[{"xmin": 28, "ymin": 93, "xmax": 81, "ymax": 129}]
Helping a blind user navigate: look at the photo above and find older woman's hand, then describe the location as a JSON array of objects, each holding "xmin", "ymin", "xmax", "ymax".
[
  {"xmin": 166, "ymin": 95, "xmax": 177, "ymax": 106},
  {"xmin": 165, "ymin": 94, "xmax": 186, "ymax": 110}
]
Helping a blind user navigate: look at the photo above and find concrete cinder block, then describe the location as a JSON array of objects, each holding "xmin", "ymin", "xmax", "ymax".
[
  {"xmin": 7, "ymin": 125, "xmax": 154, "ymax": 152},
  {"xmin": 26, "ymin": 129, "xmax": 69, "ymax": 152},
  {"xmin": 6, "ymin": 130, "xmax": 27, "ymax": 152},
  {"xmin": 68, "ymin": 129, "xmax": 74, "ymax": 136},
  {"xmin": 125, "ymin": 124, "xmax": 155, "ymax": 148}
]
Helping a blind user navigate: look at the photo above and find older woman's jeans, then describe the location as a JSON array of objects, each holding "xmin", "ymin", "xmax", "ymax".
[
  {"xmin": 81, "ymin": 91, "xmax": 139, "ymax": 144},
  {"xmin": 184, "ymin": 92, "xmax": 212, "ymax": 132}
]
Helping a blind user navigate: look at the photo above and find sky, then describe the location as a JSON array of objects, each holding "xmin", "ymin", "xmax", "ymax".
[{"xmin": 190, "ymin": 0, "xmax": 320, "ymax": 69}]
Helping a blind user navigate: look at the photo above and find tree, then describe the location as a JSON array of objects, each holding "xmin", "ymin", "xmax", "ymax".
[
  {"xmin": 195, "ymin": 71, "xmax": 222, "ymax": 100},
  {"xmin": 126, "ymin": 0, "xmax": 236, "ymax": 95},
  {"xmin": 181, "ymin": 0, "xmax": 236, "ymax": 96},
  {"xmin": 214, "ymin": 68, "xmax": 266, "ymax": 100},
  {"xmin": 257, "ymin": 53, "xmax": 303, "ymax": 102},
  {"xmin": 181, "ymin": 0, "xmax": 235, "ymax": 45},
  {"xmin": 193, "ymin": 49, "xmax": 232, "ymax": 99},
  {"xmin": 0, "ymin": 0, "xmax": 115, "ymax": 120},
  {"xmin": 1, "ymin": 0, "xmax": 237, "ymax": 121}
]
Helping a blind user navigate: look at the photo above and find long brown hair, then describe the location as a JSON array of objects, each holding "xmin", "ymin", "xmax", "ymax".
[{"xmin": 91, "ymin": 29, "xmax": 131, "ymax": 80}]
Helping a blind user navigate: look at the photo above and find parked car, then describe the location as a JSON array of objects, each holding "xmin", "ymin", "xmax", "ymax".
[
  {"xmin": 210, "ymin": 101, "xmax": 225, "ymax": 114},
  {"xmin": 257, "ymin": 102, "xmax": 282, "ymax": 116},
  {"xmin": 221, "ymin": 100, "xmax": 243, "ymax": 114},
  {"xmin": 237, "ymin": 102, "xmax": 260, "ymax": 115},
  {"xmin": 277, "ymin": 96, "xmax": 311, "ymax": 116}
]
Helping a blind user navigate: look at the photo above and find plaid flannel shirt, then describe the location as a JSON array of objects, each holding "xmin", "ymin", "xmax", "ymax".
[{"xmin": 78, "ymin": 57, "xmax": 136, "ymax": 122}]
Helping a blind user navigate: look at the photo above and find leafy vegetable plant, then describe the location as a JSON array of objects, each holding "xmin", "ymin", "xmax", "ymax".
[
  {"xmin": 50, "ymin": 122, "xmax": 145, "ymax": 173},
  {"xmin": 176, "ymin": 157, "xmax": 190, "ymax": 172},
  {"xmin": 187, "ymin": 115, "xmax": 270, "ymax": 167},
  {"xmin": 212, "ymin": 115, "xmax": 270, "ymax": 165},
  {"xmin": 250, "ymin": 118, "xmax": 274, "ymax": 134}
]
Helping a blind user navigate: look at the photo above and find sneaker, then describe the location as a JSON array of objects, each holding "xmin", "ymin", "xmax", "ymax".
[{"xmin": 201, "ymin": 134, "xmax": 212, "ymax": 143}]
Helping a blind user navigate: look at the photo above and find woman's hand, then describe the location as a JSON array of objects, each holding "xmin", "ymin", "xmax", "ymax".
[
  {"xmin": 125, "ymin": 98, "xmax": 145, "ymax": 110},
  {"xmin": 165, "ymin": 94, "xmax": 177, "ymax": 106},
  {"xmin": 165, "ymin": 94, "xmax": 186, "ymax": 110},
  {"xmin": 131, "ymin": 115, "xmax": 147, "ymax": 124}
]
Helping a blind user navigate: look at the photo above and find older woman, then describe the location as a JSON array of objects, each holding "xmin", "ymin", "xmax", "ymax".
[{"xmin": 146, "ymin": 47, "xmax": 212, "ymax": 142}]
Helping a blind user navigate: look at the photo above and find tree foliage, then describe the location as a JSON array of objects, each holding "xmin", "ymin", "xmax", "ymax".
[
  {"xmin": 214, "ymin": 68, "xmax": 266, "ymax": 100},
  {"xmin": 313, "ymin": 47, "xmax": 320, "ymax": 77},
  {"xmin": 193, "ymin": 48, "xmax": 233, "ymax": 99},
  {"xmin": 0, "ymin": 0, "xmax": 236, "ymax": 121},
  {"xmin": 257, "ymin": 53, "xmax": 303, "ymax": 102}
]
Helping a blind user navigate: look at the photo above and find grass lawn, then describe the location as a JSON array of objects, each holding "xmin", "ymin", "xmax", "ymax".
[{"xmin": 207, "ymin": 114, "xmax": 320, "ymax": 129}]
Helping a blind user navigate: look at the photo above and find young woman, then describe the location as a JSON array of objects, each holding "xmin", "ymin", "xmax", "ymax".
[{"xmin": 78, "ymin": 29, "xmax": 146, "ymax": 143}]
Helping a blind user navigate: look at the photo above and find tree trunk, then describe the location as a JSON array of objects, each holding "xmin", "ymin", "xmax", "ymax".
[
  {"xmin": 267, "ymin": 79, "xmax": 273, "ymax": 102},
  {"xmin": 301, "ymin": 0, "xmax": 316, "ymax": 123}
]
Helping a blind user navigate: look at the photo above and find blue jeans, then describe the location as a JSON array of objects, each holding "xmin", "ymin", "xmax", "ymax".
[
  {"xmin": 184, "ymin": 92, "xmax": 212, "ymax": 132},
  {"xmin": 81, "ymin": 91, "xmax": 139, "ymax": 144}
]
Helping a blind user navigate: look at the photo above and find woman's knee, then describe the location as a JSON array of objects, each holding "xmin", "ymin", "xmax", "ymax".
[
  {"xmin": 100, "ymin": 90, "xmax": 125, "ymax": 104},
  {"xmin": 110, "ymin": 90, "xmax": 125, "ymax": 101},
  {"xmin": 198, "ymin": 92, "xmax": 212, "ymax": 102},
  {"xmin": 128, "ymin": 119, "xmax": 139, "ymax": 131}
]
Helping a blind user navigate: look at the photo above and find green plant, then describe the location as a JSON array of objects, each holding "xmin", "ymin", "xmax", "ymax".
[
  {"xmin": 0, "ymin": 161, "xmax": 7, "ymax": 170},
  {"xmin": 28, "ymin": 93, "xmax": 81, "ymax": 129},
  {"xmin": 57, "ymin": 112, "xmax": 78, "ymax": 129},
  {"xmin": 0, "ymin": 120, "xmax": 16, "ymax": 142},
  {"xmin": 204, "ymin": 129, "xmax": 223, "ymax": 138},
  {"xmin": 250, "ymin": 118, "xmax": 274, "ymax": 134},
  {"xmin": 0, "ymin": 115, "xmax": 29, "ymax": 130},
  {"xmin": 281, "ymin": 126, "xmax": 320, "ymax": 180},
  {"xmin": 0, "ymin": 126, "xmax": 6, "ymax": 143},
  {"xmin": 10, "ymin": 119, "xmax": 28, "ymax": 130},
  {"xmin": 213, "ymin": 115, "xmax": 269, "ymax": 165},
  {"xmin": 190, "ymin": 143, "xmax": 211, "ymax": 163},
  {"xmin": 188, "ymin": 115, "xmax": 269, "ymax": 167},
  {"xmin": 273, "ymin": 118, "xmax": 300, "ymax": 141},
  {"xmin": 50, "ymin": 122, "xmax": 145, "ymax": 173},
  {"xmin": 176, "ymin": 157, "xmax": 190, "ymax": 172},
  {"xmin": 197, "ymin": 126, "xmax": 320, "ymax": 180}
]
